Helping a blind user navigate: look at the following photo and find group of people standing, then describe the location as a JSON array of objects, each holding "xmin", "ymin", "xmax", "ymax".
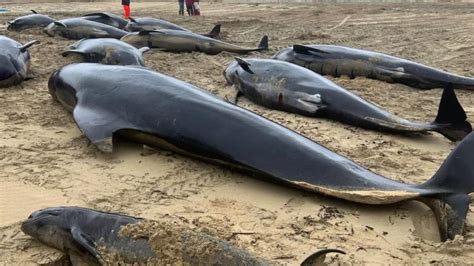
[
  {"xmin": 179, "ymin": 0, "xmax": 200, "ymax": 16},
  {"xmin": 121, "ymin": 0, "xmax": 200, "ymax": 19}
]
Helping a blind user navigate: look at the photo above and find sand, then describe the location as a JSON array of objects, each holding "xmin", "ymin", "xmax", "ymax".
[{"xmin": 0, "ymin": 1, "xmax": 473, "ymax": 264}]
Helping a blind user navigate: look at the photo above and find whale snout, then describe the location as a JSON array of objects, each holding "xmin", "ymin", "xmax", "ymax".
[{"xmin": 21, "ymin": 208, "xmax": 61, "ymax": 234}]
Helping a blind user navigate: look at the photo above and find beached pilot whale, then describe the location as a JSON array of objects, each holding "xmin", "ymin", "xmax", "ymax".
[
  {"xmin": 22, "ymin": 207, "xmax": 344, "ymax": 265},
  {"xmin": 121, "ymin": 30, "xmax": 267, "ymax": 55},
  {"xmin": 125, "ymin": 17, "xmax": 221, "ymax": 39},
  {"xmin": 62, "ymin": 38, "xmax": 150, "ymax": 66},
  {"xmin": 126, "ymin": 17, "xmax": 193, "ymax": 32},
  {"xmin": 44, "ymin": 18, "xmax": 129, "ymax": 40},
  {"xmin": 273, "ymin": 45, "xmax": 474, "ymax": 90},
  {"xmin": 7, "ymin": 10, "xmax": 56, "ymax": 32},
  {"xmin": 80, "ymin": 12, "xmax": 128, "ymax": 29},
  {"xmin": 0, "ymin": 36, "xmax": 39, "ymax": 88},
  {"xmin": 48, "ymin": 63, "xmax": 474, "ymax": 241},
  {"xmin": 223, "ymin": 58, "xmax": 472, "ymax": 142},
  {"xmin": 22, "ymin": 207, "xmax": 154, "ymax": 265}
]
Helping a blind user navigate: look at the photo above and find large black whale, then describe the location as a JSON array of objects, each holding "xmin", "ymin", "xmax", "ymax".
[
  {"xmin": 223, "ymin": 58, "xmax": 472, "ymax": 142},
  {"xmin": 273, "ymin": 45, "xmax": 474, "ymax": 90},
  {"xmin": 48, "ymin": 63, "xmax": 474, "ymax": 241}
]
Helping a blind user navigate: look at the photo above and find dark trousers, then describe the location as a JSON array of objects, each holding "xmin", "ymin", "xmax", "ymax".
[
  {"xmin": 179, "ymin": 1, "xmax": 184, "ymax": 15},
  {"xmin": 186, "ymin": 3, "xmax": 194, "ymax": 16}
]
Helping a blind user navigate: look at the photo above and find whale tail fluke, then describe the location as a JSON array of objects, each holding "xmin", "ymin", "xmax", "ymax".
[
  {"xmin": 433, "ymin": 85, "xmax": 472, "ymax": 141},
  {"xmin": 419, "ymin": 131, "xmax": 474, "ymax": 240}
]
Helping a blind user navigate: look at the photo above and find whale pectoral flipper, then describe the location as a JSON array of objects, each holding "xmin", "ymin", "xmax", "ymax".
[
  {"xmin": 71, "ymin": 227, "xmax": 100, "ymax": 259},
  {"xmin": 296, "ymin": 93, "xmax": 326, "ymax": 114},
  {"xmin": 73, "ymin": 104, "xmax": 137, "ymax": 152},
  {"xmin": 293, "ymin": 45, "xmax": 330, "ymax": 57},
  {"xmin": 235, "ymin": 57, "xmax": 254, "ymax": 74}
]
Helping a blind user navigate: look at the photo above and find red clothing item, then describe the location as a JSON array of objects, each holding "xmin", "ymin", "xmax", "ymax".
[
  {"xmin": 185, "ymin": 0, "xmax": 193, "ymax": 7},
  {"xmin": 123, "ymin": 5, "xmax": 130, "ymax": 19}
]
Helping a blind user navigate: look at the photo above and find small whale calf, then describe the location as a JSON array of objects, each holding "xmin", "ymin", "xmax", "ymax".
[
  {"xmin": 273, "ymin": 45, "xmax": 474, "ymax": 90},
  {"xmin": 48, "ymin": 63, "xmax": 474, "ymax": 241},
  {"xmin": 224, "ymin": 58, "xmax": 472, "ymax": 141},
  {"xmin": 0, "ymin": 36, "xmax": 39, "ymax": 88},
  {"xmin": 7, "ymin": 10, "xmax": 56, "ymax": 32},
  {"xmin": 44, "ymin": 18, "xmax": 129, "ymax": 40},
  {"xmin": 63, "ymin": 38, "xmax": 150, "ymax": 66},
  {"xmin": 121, "ymin": 30, "xmax": 268, "ymax": 55},
  {"xmin": 22, "ymin": 207, "xmax": 344, "ymax": 265}
]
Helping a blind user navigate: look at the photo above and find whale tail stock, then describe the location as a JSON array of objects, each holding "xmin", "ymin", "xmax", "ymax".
[
  {"xmin": 432, "ymin": 85, "xmax": 472, "ymax": 141},
  {"xmin": 417, "ymin": 131, "xmax": 474, "ymax": 241}
]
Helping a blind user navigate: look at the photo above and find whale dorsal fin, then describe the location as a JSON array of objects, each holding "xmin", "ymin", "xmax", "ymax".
[
  {"xmin": 235, "ymin": 57, "xmax": 254, "ymax": 74},
  {"xmin": 258, "ymin": 35, "xmax": 269, "ymax": 50},
  {"xmin": 293, "ymin": 45, "xmax": 330, "ymax": 56},
  {"xmin": 20, "ymin": 40, "xmax": 40, "ymax": 52}
]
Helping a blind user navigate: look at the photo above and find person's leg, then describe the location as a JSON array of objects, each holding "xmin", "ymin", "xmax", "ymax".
[
  {"xmin": 186, "ymin": 4, "xmax": 192, "ymax": 16},
  {"xmin": 179, "ymin": 2, "xmax": 184, "ymax": 15},
  {"xmin": 125, "ymin": 4, "xmax": 131, "ymax": 19}
]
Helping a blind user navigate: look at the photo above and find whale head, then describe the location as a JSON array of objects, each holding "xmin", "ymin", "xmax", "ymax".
[{"xmin": 21, "ymin": 207, "xmax": 72, "ymax": 251}]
